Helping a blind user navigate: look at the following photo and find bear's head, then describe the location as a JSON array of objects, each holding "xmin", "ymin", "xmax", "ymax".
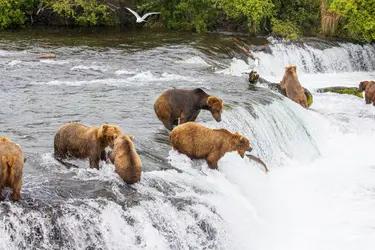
[
  {"xmin": 98, "ymin": 124, "xmax": 122, "ymax": 148},
  {"xmin": 359, "ymin": 81, "xmax": 375, "ymax": 91},
  {"xmin": 232, "ymin": 132, "xmax": 252, "ymax": 158},
  {"xmin": 207, "ymin": 96, "xmax": 223, "ymax": 122},
  {"xmin": 285, "ymin": 65, "xmax": 297, "ymax": 76},
  {"xmin": 114, "ymin": 134, "xmax": 134, "ymax": 149}
]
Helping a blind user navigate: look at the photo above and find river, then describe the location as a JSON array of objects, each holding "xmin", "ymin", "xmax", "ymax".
[{"xmin": 0, "ymin": 28, "xmax": 374, "ymax": 250}]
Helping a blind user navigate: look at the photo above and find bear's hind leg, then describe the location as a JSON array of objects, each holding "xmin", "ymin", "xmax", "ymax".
[{"xmin": 11, "ymin": 175, "xmax": 22, "ymax": 201}]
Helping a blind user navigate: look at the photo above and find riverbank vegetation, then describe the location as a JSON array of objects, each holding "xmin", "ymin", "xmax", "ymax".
[{"xmin": 0, "ymin": 0, "xmax": 374, "ymax": 42}]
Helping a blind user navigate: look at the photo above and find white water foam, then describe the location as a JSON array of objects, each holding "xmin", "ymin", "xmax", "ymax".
[
  {"xmin": 8, "ymin": 60, "xmax": 22, "ymax": 66},
  {"xmin": 31, "ymin": 71, "xmax": 197, "ymax": 86},
  {"xmin": 40, "ymin": 59, "xmax": 70, "ymax": 65},
  {"xmin": 253, "ymin": 40, "xmax": 375, "ymax": 76},
  {"xmin": 215, "ymin": 58, "xmax": 253, "ymax": 76},
  {"xmin": 179, "ymin": 56, "xmax": 210, "ymax": 66},
  {"xmin": 70, "ymin": 65, "xmax": 109, "ymax": 72},
  {"xmin": 162, "ymin": 71, "xmax": 375, "ymax": 249},
  {"xmin": 115, "ymin": 69, "xmax": 137, "ymax": 75}
]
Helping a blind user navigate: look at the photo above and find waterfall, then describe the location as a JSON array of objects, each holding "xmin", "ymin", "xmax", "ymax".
[{"xmin": 253, "ymin": 38, "xmax": 375, "ymax": 77}]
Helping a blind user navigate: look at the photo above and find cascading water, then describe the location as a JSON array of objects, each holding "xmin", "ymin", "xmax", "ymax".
[
  {"xmin": 0, "ymin": 31, "xmax": 374, "ymax": 250},
  {"xmin": 252, "ymin": 38, "xmax": 375, "ymax": 76}
]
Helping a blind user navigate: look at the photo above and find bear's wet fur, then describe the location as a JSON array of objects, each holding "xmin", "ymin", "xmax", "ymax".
[
  {"xmin": 169, "ymin": 122, "xmax": 252, "ymax": 169},
  {"xmin": 154, "ymin": 88, "xmax": 223, "ymax": 131},
  {"xmin": 0, "ymin": 137, "xmax": 24, "ymax": 201},
  {"xmin": 359, "ymin": 80, "xmax": 375, "ymax": 105},
  {"xmin": 54, "ymin": 122, "xmax": 122, "ymax": 169},
  {"xmin": 280, "ymin": 65, "xmax": 308, "ymax": 109},
  {"xmin": 108, "ymin": 135, "xmax": 142, "ymax": 184}
]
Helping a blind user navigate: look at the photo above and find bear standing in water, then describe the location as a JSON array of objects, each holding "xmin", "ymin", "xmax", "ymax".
[
  {"xmin": 359, "ymin": 80, "xmax": 375, "ymax": 105},
  {"xmin": 54, "ymin": 122, "xmax": 122, "ymax": 169},
  {"xmin": 154, "ymin": 88, "xmax": 223, "ymax": 131},
  {"xmin": 0, "ymin": 137, "xmax": 24, "ymax": 201},
  {"xmin": 280, "ymin": 65, "xmax": 308, "ymax": 109},
  {"xmin": 169, "ymin": 122, "xmax": 252, "ymax": 169},
  {"xmin": 108, "ymin": 135, "xmax": 142, "ymax": 184}
]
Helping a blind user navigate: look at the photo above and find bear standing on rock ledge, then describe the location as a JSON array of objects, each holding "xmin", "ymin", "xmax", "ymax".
[
  {"xmin": 170, "ymin": 122, "xmax": 252, "ymax": 169},
  {"xmin": 280, "ymin": 65, "xmax": 308, "ymax": 109},
  {"xmin": 154, "ymin": 88, "xmax": 223, "ymax": 131},
  {"xmin": 359, "ymin": 80, "xmax": 375, "ymax": 105}
]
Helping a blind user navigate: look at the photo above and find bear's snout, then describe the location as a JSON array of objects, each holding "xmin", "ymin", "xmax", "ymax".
[{"xmin": 211, "ymin": 111, "xmax": 222, "ymax": 122}]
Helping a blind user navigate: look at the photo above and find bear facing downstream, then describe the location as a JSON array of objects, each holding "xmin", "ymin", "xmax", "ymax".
[
  {"xmin": 0, "ymin": 137, "xmax": 24, "ymax": 201},
  {"xmin": 280, "ymin": 65, "xmax": 308, "ymax": 109},
  {"xmin": 54, "ymin": 122, "xmax": 122, "ymax": 169},
  {"xmin": 154, "ymin": 88, "xmax": 223, "ymax": 131},
  {"xmin": 108, "ymin": 135, "xmax": 142, "ymax": 184},
  {"xmin": 169, "ymin": 122, "xmax": 252, "ymax": 169},
  {"xmin": 359, "ymin": 80, "xmax": 375, "ymax": 105}
]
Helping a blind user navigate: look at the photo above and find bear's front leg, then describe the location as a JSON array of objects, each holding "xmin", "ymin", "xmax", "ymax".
[
  {"xmin": 89, "ymin": 155, "xmax": 100, "ymax": 170},
  {"xmin": 107, "ymin": 150, "xmax": 115, "ymax": 164},
  {"xmin": 100, "ymin": 150, "xmax": 107, "ymax": 162},
  {"xmin": 206, "ymin": 153, "xmax": 219, "ymax": 170}
]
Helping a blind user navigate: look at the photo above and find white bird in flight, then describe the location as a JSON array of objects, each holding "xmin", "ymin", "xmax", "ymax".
[{"xmin": 125, "ymin": 7, "xmax": 161, "ymax": 23}]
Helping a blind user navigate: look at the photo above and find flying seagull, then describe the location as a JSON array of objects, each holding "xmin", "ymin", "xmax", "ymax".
[{"xmin": 125, "ymin": 7, "xmax": 161, "ymax": 23}]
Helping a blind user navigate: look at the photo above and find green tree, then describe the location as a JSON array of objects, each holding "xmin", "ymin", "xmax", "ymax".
[
  {"xmin": 0, "ymin": 0, "xmax": 26, "ymax": 29},
  {"xmin": 44, "ymin": 0, "xmax": 112, "ymax": 26},
  {"xmin": 271, "ymin": 0, "xmax": 321, "ymax": 39},
  {"xmin": 218, "ymin": 0, "xmax": 274, "ymax": 33},
  {"xmin": 329, "ymin": 0, "xmax": 375, "ymax": 42},
  {"xmin": 138, "ymin": 0, "xmax": 219, "ymax": 32}
]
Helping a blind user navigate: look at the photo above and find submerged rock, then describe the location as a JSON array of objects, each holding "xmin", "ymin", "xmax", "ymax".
[{"xmin": 316, "ymin": 86, "xmax": 363, "ymax": 98}]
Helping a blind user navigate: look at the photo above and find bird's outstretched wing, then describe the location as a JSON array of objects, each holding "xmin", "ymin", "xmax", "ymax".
[
  {"xmin": 125, "ymin": 7, "xmax": 142, "ymax": 19},
  {"xmin": 141, "ymin": 12, "xmax": 161, "ymax": 20}
]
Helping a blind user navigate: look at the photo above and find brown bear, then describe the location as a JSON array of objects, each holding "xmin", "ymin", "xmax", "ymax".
[
  {"xmin": 108, "ymin": 135, "xmax": 142, "ymax": 184},
  {"xmin": 54, "ymin": 122, "xmax": 122, "ymax": 169},
  {"xmin": 154, "ymin": 88, "xmax": 223, "ymax": 131},
  {"xmin": 169, "ymin": 122, "xmax": 252, "ymax": 169},
  {"xmin": 359, "ymin": 81, "xmax": 375, "ymax": 105},
  {"xmin": 280, "ymin": 65, "xmax": 308, "ymax": 109},
  {"xmin": 0, "ymin": 137, "xmax": 24, "ymax": 201}
]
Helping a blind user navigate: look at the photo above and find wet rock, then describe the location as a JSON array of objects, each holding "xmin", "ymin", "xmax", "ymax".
[
  {"xmin": 316, "ymin": 86, "xmax": 363, "ymax": 98},
  {"xmin": 38, "ymin": 54, "xmax": 56, "ymax": 59}
]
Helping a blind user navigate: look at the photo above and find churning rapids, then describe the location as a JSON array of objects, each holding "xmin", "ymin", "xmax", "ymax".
[{"xmin": 0, "ymin": 29, "xmax": 374, "ymax": 250}]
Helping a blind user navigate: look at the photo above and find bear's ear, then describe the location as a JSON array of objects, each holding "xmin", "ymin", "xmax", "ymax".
[
  {"xmin": 239, "ymin": 136, "xmax": 246, "ymax": 144},
  {"xmin": 0, "ymin": 137, "xmax": 9, "ymax": 142},
  {"xmin": 220, "ymin": 99, "xmax": 223, "ymax": 104},
  {"xmin": 206, "ymin": 96, "xmax": 215, "ymax": 106},
  {"xmin": 292, "ymin": 65, "xmax": 297, "ymax": 72},
  {"xmin": 128, "ymin": 135, "xmax": 134, "ymax": 141},
  {"xmin": 98, "ymin": 124, "xmax": 109, "ymax": 138}
]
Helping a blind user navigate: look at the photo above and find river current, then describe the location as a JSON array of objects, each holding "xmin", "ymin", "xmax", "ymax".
[{"xmin": 0, "ymin": 29, "xmax": 374, "ymax": 250}]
